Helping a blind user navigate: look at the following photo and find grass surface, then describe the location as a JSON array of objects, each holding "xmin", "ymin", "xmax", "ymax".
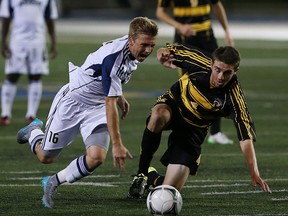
[{"xmin": 0, "ymin": 35, "xmax": 287, "ymax": 215}]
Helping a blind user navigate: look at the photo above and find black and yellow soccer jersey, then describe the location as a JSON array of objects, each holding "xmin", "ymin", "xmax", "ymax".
[
  {"xmin": 158, "ymin": 0, "xmax": 219, "ymax": 33},
  {"xmin": 166, "ymin": 43, "xmax": 256, "ymax": 141}
]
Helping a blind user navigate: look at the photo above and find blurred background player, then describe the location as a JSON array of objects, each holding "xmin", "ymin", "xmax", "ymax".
[
  {"xmin": 156, "ymin": 0, "xmax": 234, "ymax": 144},
  {"xmin": 0, "ymin": 0, "xmax": 58, "ymax": 125}
]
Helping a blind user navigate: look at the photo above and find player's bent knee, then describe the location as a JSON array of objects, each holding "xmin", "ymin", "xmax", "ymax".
[
  {"xmin": 35, "ymin": 148, "xmax": 60, "ymax": 164},
  {"xmin": 148, "ymin": 112, "xmax": 170, "ymax": 133},
  {"xmin": 86, "ymin": 155, "xmax": 105, "ymax": 170},
  {"xmin": 37, "ymin": 155, "xmax": 56, "ymax": 164}
]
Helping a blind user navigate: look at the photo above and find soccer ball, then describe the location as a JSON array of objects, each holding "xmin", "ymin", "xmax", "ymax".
[{"xmin": 146, "ymin": 185, "xmax": 183, "ymax": 215}]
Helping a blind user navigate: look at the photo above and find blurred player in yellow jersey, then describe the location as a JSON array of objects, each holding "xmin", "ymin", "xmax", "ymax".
[{"xmin": 156, "ymin": 0, "xmax": 234, "ymax": 144}]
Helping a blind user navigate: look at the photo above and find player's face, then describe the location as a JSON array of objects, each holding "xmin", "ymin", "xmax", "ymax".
[
  {"xmin": 211, "ymin": 60, "xmax": 236, "ymax": 88},
  {"xmin": 129, "ymin": 34, "xmax": 156, "ymax": 62}
]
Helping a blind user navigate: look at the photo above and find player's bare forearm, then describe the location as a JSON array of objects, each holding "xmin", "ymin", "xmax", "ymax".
[
  {"xmin": 240, "ymin": 140, "xmax": 259, "ymax": 175},
  {"xmin": 240, "ymin": 139, "xmax": 271, "ymax": 193},
  {"xmin": 105, "ymin": 96, "xmax": 122, "ymax": 145}
]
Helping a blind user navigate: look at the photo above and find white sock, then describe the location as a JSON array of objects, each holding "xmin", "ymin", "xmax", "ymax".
[
  {"xmin": 56, "ymin": 155, "xmax": 93, "ymax": 184},
  {"xmin": 29, "ymin": 129, "xmax": 44, "ymax": 153},
  {"xmin": 1, "ymin": 80, "xmax": 17, "ymax": 117},
  {"xmin": 26, "ymin": 81, "xmax": 42, "ymax": 118}
]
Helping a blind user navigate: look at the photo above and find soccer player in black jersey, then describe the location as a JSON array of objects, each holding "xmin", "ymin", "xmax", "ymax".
[
  {"xmin": 128, "ymin": 44, "xmax": 271, "ymax": 198},
  {"xmin": 156, "ymin": 0, "xmax": 234, "ymax": 144}
]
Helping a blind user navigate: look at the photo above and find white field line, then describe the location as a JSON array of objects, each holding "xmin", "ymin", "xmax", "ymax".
[
  {"xmin": 5, "ymin": 175, "xmax": 288, "ymax": 185},
  {"xmin": 0, "ymin": 171, "xmax": 43, "ymax": 174},
  {"xmin": 186, "ymin": 178, "xmax": 288, "ymax": 183},
  {"xmin": 9, "ymin": 174, "xmax": 120, "ymax": 180},
  {"xmin": 1, "ymin": 175, "xmax": 287, "ymax": 203},
  {"xmin": 0, "ymin": 181, "xmax": 287, "ymax": 200},
  {"xmin": 1, "ymin": 181, "xmax": 286, "ymax": 191},
  {"xmin": 271, "ymin": 197, "xmax": 288, "ymax": 201},
  {"xmin": 64, "ymin": 182, "xmax": 117, "ymax": 187},
  {"xmin": 6, "ymin": 175, "xmax": 288, "ymax": 183},
  {"xmin": 201, "ymin": 189, "xmax": 288, "ymax": 195},
  {"xmin": 184, "ymin": 183, "xmax": 248, "ymax": 188},
  {"xmin": 247, "ymin": 215, "xmax": 288, "ymax": 216}
]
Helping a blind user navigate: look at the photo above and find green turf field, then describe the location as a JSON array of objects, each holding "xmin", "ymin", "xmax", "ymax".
[{"xmin": 0, "ymin": 35, "xmax": 287, "ymax": 215}]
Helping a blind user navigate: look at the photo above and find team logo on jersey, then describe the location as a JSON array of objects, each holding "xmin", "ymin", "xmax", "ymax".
[
  {"xmin": 191, "ymin": 101, "xmax": 198, "ymax": 110},
  {"xmin": 212, "ymin": 98, "xmax": 223, "ymax": 109},
  {"xmin": 157, "ymin": 96, "xmax": 167, "ymax": 103}
]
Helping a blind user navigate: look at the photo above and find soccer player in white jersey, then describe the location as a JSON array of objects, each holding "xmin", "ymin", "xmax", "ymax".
[
  {"xmin": 16, "ymin": 16, "xmax": 158, "ymax": 208},
  {"xmin": 0, "ymin": 0, "xmax": 58, "ymax": 125}
]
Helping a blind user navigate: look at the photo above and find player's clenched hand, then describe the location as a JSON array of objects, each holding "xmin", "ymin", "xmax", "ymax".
[
  {"xmin": 178, "ymin": 24, "xmax": 196, "ymax": 37},
  {"xmin": 49, "ymin": 43, "xmax": 57, "ymax": 59},
  {"xmin": 112, "ymin": 144, "xmax": 133, "ymax": 171},
  {"xmin": 1, "ymin": 42, "xmax": 11, "ymax": 58}
]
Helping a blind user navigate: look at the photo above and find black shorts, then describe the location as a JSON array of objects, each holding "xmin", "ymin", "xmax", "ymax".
[{"xmin": 155, "ymin": 92, "xmax": 208, "ymax": 175}]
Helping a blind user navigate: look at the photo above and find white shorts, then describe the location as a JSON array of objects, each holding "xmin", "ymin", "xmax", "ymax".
[
  {"xmin": 5, "ymin": 42, "xmax": 48, "ymax": 75},
  {"xmin": 41, "ymin": 84, "xmax": 110, "ymax": 151}
]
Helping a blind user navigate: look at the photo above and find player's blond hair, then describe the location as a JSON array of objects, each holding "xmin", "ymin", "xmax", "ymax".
[{"xmin": 129, "ymin": 17, "xmax": 158, "ymax": 40}]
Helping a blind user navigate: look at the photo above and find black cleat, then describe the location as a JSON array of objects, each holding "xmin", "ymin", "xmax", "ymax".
[{"xmin": 128, "ymin": 173, "xmax": 147, "ymax": 199}]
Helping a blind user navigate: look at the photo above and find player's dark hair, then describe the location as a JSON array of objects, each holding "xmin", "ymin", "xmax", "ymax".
[
  {"xmin": 129, "ymin": 17, "xmax": 158, "ymax": 39},
  {"xmin": 212, "ymin": 46, "xmax": 240, "ymax": 70}
]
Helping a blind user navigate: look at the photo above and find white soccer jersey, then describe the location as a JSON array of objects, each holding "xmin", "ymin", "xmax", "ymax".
[
  {"xmin": 68, "ymin": 35, "xmax": 140, "ymax": 106},
  {"xmin": 0, "ymin": 0, "xmax": 58, "ymax": 45},
  {"xmin": 41, "ymin": 35, "xmax": 140, "ymax": 151}
]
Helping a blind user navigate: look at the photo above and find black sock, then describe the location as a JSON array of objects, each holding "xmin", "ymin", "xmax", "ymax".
[
  {"xmin": 210, "ymin": 118, "xmax": 221, "ymax": 135},
  {"xmin": 137, "ymin": 127, "xmax": 162, "ymax": 175}
]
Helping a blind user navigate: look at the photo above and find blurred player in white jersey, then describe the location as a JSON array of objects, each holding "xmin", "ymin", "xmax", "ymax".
[
  {"xmin": 0, "ymin": 0, "xmax": 58, "ymax": 125},
  {"xmin": 16, "ymin": 16, "xmax": 158, "ymax": 208}
]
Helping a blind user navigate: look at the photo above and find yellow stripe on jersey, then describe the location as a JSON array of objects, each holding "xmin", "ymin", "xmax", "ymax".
[
  {"xmin": 179, "ymin": 73, "xmax": 213, "ymax": 118},
  {"xmin": 189, "ymin": 20, "xmax": 212, "ymax": 32},
  {"xmin": 179, "ymin": 74, "xmax": 201, "ymax": 118},
  {"xmin": 170, "ymin": 46, "xmax": 211, "ymax": 69},
  {"xmin": 230, "ymin": 83, "xmax": 254, "ymax": 140},
  {"xmin": 173, "ymin": 5, "xmax": 211, "ymax": 17},
  {"xmin": 176, "ymin": 49, "xmax": 211, "ymax": 66}
]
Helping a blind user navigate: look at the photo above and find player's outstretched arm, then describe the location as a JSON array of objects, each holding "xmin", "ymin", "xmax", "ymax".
[
  {"xmin": 240, "ymin": 139, "xmax": 272, "ymax": 193},
  {"xmin": 105, "ymin": 96, "xmax": 133, "ymax": 171}
]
